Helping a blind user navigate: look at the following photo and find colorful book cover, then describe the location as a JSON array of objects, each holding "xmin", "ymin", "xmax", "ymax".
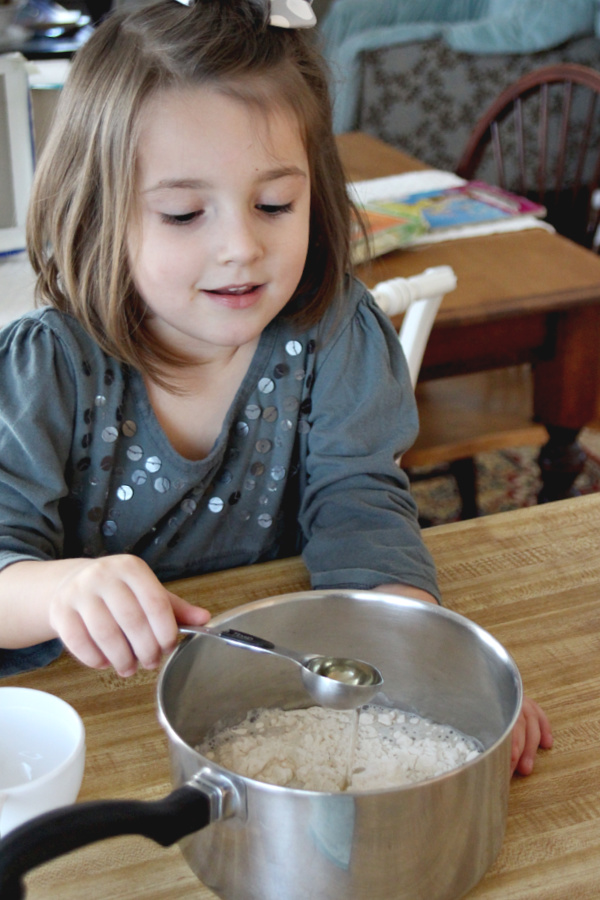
[
  {"xmin": 350, "ymin": 205, "xmax": 428, "ymax": 264},
  {"xmin": 350, "ymin": 180, "xmax": 546, "ymax": 263},
  {"xmin": 367, "ymin": 181, "xmax": 546, "ymax": 233}
]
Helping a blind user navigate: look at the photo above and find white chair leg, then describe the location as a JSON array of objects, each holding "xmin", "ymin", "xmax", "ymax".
[{"xmin": 371, "ymin": 266, "xmax": 457, "ymax": 387}]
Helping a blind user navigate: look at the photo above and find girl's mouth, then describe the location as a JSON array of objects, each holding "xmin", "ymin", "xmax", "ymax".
[
  {"xmin": 210, "ymin": 284, "xmax": 258, "ymax": 295},
  {"xmin": 203, "ymin": 283, "xmax": 264, "ymax": 308}
]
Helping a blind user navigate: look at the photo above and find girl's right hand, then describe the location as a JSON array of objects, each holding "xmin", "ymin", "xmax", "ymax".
[{"xmin": 48, "ymin": 554, "xmax": 210, "ymax": 677}]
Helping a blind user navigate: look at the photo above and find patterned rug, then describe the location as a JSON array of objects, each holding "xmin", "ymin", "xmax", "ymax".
[{"xmin": 410, "ymin": 427, "xmax": 600, "ymax": 528}]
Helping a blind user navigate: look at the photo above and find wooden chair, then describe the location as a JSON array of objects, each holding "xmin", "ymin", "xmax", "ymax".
[
  {"xmin": 455, "ymin": 63, "xmax": 600, "ymax": 249},
  {"xmin": 369, "ymin": 267, "xmax": 549, "ymax": 521},
  {"xmin": 401, "ymin": 368, "xmax": 548, "ymax": 521},
  {"xmin": 397, "ymin": 64, "xmax": 600, "ymax": 520}
]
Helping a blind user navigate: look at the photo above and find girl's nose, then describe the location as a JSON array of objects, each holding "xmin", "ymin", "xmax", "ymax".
[{"xmin": 215, "ymin": 211, "xmax": 264, "ymax": 266}]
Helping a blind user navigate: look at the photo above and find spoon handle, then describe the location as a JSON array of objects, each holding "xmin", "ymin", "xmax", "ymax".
[
  {"xmin": 217, "ymin": 628, "xmax": 276, "ymax": 651},
  {"xmin": 179, "ymin": 625, "xmax": 306, "ymax": 665}
]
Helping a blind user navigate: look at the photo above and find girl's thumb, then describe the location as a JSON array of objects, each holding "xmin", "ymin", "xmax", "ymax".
[{"xmin": 169, "ymin": 592, "xmax": 211, "ymax": 625}]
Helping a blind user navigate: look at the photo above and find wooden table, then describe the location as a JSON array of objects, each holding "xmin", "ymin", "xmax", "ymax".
[
  {"xmin": 3, "ymin": 494, "xmax": 600, "ymax": 899},
  {"xmin": 338, "ymin": 132, "xmax": 600, "ymax": 502}
]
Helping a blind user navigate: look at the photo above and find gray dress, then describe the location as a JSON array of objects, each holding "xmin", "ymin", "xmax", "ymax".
[{"xmin": 0, "ymin": 276, "xmax": 438, "ymax": 674}]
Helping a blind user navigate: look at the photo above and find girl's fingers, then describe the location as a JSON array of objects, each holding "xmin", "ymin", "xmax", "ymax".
[
  {"xmin": 96, "ymin": 586, "xmax": 210, "ymax": 674},
  {"xmin": 538, "ymin": 705, "xmax": 554, "ymax": 749},
  {"xmin": 513, "ymin": 717, "xmax": 539, "ymax": 776},
  {"xmin": 80, "ymin": 560, "xmax": 175, "ymax": 671},
  {"xmin": 49, "ymin": 556, "xmax": 212, "ymax": 676},
  {"xmin": 109, "ymin": 592, "xmax": 164, "ymax": 674},
  {"xmin": 52, "ymin": 570, "xmax": 159, "ymax": 675},
  {"xmin": 511, "ymin": 697, "xmax": 553, "ymax": 776},
  {"xmin": 115, "ymin": 566, "xmax": 186, "ymax": 645},
  {"xmin": 58, "ymin": 600, "xmax": 138, "ymax": 675},
  {"xmin": 58, "ymin": 610, "xmax": 108, "ymax": 670},
  {"xmin": 510, "ymin": 717, "xmax": 526, "ymax": 775}
]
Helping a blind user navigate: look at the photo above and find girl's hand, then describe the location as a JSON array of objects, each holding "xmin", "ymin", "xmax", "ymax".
[
  {"xmin": 48, "ymin": 555, "xmax": 210, "ymax": 677},
  {"xmin": 511, "ymin": 695, "xmax": 553, "ymax": 776}
]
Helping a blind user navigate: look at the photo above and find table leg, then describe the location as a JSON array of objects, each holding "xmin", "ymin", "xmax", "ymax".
[
  {"xmin": 449, "ymin": 458, "xmax": 479, "ymax": 519},
  {"xmin": 537, "ymin": 426, "xmax": 587, "ymax": 502},
  {"xmin": 533, "ymin": 305, "xmax": 600, "ymax": 502}
]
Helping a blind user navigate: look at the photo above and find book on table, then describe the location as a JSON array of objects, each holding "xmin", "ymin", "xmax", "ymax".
[
  {"xmin": 351, "ymin": 204, "xmax": 427, "ymax": 264},
  {"xmin": 351, "ymin": 180, "xmax": 547, "ymax": 263}
]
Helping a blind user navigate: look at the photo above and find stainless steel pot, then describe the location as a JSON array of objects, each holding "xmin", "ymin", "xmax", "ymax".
[{"xmin": 0, "ymin": 590, "xmax": 522, "ymax": 900}]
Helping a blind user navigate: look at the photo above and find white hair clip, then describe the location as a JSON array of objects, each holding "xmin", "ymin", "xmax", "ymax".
[
  {"xmin": 173, "ymin": 0, "xmax": 316, "ymax": 28},
  {"xmin": 269, "ymin": 0, "xmax": 316, "ymax": 28}
]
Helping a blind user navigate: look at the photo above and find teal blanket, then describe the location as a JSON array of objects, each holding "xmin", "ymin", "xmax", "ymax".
[{"xmin": 321, "ymin": 0, "xmax": 596, "ymax": 132}]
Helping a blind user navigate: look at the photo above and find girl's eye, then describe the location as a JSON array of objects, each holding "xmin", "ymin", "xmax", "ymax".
[
  {"xmin": 256, "ymin": 202, "xmax": 293, "ymax": 216},
  {"xmin": 160, "ymin": 211, "xmax": 202, "ymax": 226}
]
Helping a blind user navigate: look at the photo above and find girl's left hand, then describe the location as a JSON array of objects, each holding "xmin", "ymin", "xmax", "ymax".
[{"xmin": 511, "ymin": 695, "xmax": 553, "ymax": 776}]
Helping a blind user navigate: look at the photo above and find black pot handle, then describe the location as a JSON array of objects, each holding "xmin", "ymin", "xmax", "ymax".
[{"xmin": 0, "ymin": 783, "xmax": 210, "ymax": 900}]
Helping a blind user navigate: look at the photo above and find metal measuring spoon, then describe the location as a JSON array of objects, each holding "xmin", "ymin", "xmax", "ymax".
[{"xmin": 179, "ymin": 625, "xmax": 383, "ymax": 710}]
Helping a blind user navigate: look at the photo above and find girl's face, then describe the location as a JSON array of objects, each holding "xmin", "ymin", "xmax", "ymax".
[{"xmin": 128, "ymin": 85, "xmax": 311, "ymax": 363}]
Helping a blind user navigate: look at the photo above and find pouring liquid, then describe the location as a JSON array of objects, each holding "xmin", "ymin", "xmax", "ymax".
[
  {"xmin": 310, "ymin": 658, "xmax": 363, "ymax": 787},
  {"xmin": 343, "ymin": 709, "xmax": 361, "ymax": 790}
]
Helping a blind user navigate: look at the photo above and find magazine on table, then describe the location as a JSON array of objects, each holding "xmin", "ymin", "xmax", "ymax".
[
  {"xmin": 350, "ymin": 179, "xmax": 547, "ymax": 263},
  {"xmin": 350, "ymin": 204, "xmax": 427, "ymax": 264}
]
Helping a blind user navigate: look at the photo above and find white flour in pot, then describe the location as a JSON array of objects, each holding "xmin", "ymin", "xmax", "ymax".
[{"xmin": 199, "ymin": 704, "xmax": 482, "ymax": 792}]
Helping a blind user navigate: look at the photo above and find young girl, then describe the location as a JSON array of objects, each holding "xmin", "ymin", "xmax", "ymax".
[{"xmin": 0, "ymin": 0, "xmax": 550, "ymax": 773}]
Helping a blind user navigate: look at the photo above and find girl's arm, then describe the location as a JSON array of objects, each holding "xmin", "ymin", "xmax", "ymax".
[
  {"xmin": 375, "ymin": 582, "xmax": 438, "ymax": 603},
  {"xmin": 299, "ymin": 284, "xmax": 440, "ymax": 602},
  {"xmin": 0, "ymin": 556, "xmax": 210, "ymax": 677},
  {"xmin": 0, "ymin": 316, "xmax": 213, "ymax": 676}
]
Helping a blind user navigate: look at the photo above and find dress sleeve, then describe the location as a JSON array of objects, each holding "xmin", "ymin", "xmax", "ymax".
[
  {"xmin": 0, "ymin": 314, "xmax": 77, "ymax": 572},
  {"xmin": 298, "ymin": 280, "xmax": 440, "ymax": 600}
]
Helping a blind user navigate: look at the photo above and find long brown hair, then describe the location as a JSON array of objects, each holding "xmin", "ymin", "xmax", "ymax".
[{"xmin": 27, "ymin": 0, "xmax": 353, "ymax": 386}]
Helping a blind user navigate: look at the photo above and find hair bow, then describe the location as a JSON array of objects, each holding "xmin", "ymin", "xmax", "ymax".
[
  {"xmin": 173, "ymin": 0, "xmax": 316, "ymax": 28},
  {"xmin": 269, "ymin": 0, "xmax": 316, "ymax": 28}
]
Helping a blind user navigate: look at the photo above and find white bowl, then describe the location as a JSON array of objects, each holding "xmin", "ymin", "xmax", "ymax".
[{"xmin": 0, "ymin": 687, "xmax": 86, "ymax": 835}]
